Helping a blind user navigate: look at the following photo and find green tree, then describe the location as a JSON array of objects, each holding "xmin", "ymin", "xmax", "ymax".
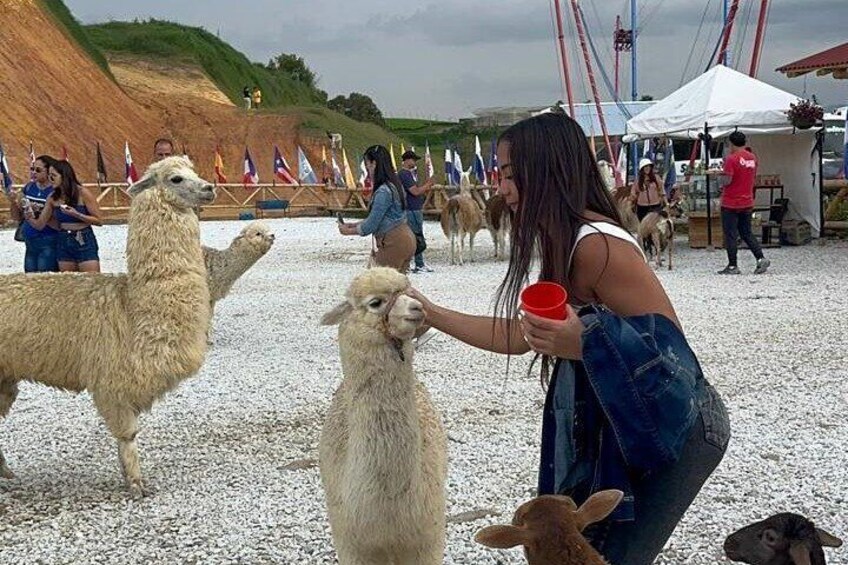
[
  {"xmin": 267, "ymin": 53, "xmax": 318, "ymax": 89},
  {"xmin": 327, "ymin": 92, "xmax": 386, "ymax": 127}
]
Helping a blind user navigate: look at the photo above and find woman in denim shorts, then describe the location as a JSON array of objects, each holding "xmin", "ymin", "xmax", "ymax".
[{"xmin": 28, "ymin": 159, "xmax": 103, "ymax": 272}]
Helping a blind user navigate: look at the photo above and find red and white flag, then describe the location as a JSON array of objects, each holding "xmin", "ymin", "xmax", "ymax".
[
  {"xmin": 125, "ymin": 141, "xmax": 139, "ymax": 184},
  {"xmin": 273, "ymin": 145, "xmax": 298, "ymax": 184},
  {"xmin": 242, "ymin": 147, "xmax": 259, "ymax": 186},
  {"xmin": 29, "ymin": 141, "xmax": 36, "ymax": 181}
]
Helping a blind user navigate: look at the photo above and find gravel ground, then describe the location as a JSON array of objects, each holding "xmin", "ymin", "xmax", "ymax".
[{"xmin": 0, "ymin": 218, "xmax": 845, "ymax": 564}]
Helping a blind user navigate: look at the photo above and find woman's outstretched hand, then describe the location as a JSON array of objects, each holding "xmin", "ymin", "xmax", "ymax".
[{"xmin": 519, "ymin": 306, "xmax": 584, "ymax": 360}]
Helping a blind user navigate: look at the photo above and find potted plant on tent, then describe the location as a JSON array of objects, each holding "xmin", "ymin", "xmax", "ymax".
[{"xmin": 786, "ymin": 98, "xmax": 823, "ymax": 130}]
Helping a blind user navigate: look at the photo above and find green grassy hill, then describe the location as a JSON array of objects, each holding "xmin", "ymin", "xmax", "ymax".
[
  {"xmin": 84, "ymin": 19, "xmax": 325, "ymax": 108},
  {"xmin": 40, "ymin": 0, "xmax": 114, "ymax": 79}
]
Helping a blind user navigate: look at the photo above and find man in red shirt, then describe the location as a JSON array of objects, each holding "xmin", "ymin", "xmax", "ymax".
[{"xmin": 708, "ymin": 131, "xmax": 770, "ymax": 275}]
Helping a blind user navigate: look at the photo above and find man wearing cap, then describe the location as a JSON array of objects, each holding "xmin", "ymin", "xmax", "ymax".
[{"xmin": 399, "ymin": 149, "xmax": 436, "ymax": 273}]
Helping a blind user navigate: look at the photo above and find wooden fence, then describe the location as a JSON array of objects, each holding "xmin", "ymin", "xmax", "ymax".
[{"xmin": 1, "ymin": 182, "xmax": 498, "ymax": 225}]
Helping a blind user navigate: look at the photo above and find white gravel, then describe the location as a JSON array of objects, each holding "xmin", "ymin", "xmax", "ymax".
[{"xmin": 0, "ymin": 218, "xmax": 845, "ymax": 564}]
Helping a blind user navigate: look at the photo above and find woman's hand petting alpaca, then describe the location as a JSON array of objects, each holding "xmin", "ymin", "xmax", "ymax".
[
  {"xmin": 405, "ymin": 287, "xmax": 435, "ymax": 322},
  {"xmin": 520, "ymin": 307, "xmax": 584, "ymax": 360}
]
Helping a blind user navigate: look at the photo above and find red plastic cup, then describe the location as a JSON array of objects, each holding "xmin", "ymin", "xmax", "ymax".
[{"xmin": 520, "ymin": 282, "xmax": 568, "ymax": 320}]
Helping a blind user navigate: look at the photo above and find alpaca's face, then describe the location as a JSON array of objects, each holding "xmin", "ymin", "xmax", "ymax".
[
  {"xmin": 321, "ymin": 268, "xmax": 423, "ymax": 341},
  {"xmin": 130, "ymin": 156, "xmax": 215, "ymax": 210},
  {"xmin": 363, "ymin": 292, "xmax": 424, "ymax": 341},
  {"xmin": 235, "ymin": 223, "xmax": 275, "ymax": 255}
]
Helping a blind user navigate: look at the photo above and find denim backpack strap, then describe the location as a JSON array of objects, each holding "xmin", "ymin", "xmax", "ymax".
[{"xmin": 579, "ymin": 308, "xmax": 699, "ymax": 472}]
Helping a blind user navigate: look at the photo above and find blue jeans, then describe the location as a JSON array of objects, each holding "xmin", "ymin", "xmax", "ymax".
[
  {"xmin": 579, "ymin": 384, "xmax": 729, "ymax": 565},
  {"xmin": 406, "ymin": 209, "xmax": 425, "ymax": 268},
  {"xmin": 24, "ymin": 236, "xmax": 59, "ymax": 273}
]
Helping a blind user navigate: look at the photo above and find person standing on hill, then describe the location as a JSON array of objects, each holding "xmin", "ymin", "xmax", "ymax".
[
  {"xmin": 252, "ymin": 86, "xmax": 262, "ymax": 110},
  {"xmin": 243, "ymin": 86, "xmax": 252, "ymax": 110},
  {"xmin": 399, "ymin": 149, "xmax": 436, "ymax": 273},
  {"xmin": 708, "ymin": 131, "xmax": 770, "ymax": 275}
]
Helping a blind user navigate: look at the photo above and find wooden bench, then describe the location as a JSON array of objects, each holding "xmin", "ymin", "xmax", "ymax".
[{"xmin": 255, "ymin": 199, "xmax": 290, "ymax": 219}]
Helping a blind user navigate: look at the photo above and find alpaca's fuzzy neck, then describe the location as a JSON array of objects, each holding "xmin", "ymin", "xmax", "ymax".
[
  {"xmin": 339, "ymin": 322, "xmax": 420, "ymax": 494},
  {"xmin": 529, "ymin": 536, "xmax": 608, "ymax": 565},
  {"xmin": 221, "ymin": 242, "xmax": 265, "ymax": 287},
  {"xmin": 126, "ymin": 189, "xmax": 210, "ymax": 383}
]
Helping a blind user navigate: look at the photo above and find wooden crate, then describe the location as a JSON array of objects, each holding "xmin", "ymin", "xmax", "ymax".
[{"xmin": 687, "ymin": 212, "xmax": 724, "ymax": 248}]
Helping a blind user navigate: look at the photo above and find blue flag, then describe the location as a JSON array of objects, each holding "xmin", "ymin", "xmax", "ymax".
[
  {"xmin": 298, "ymin": 146, "xmax": 319, "ymax": 184},
  {"xmin": 473, "ymin": 136, "xmax": 487, "ymax": 184},
  {"xmin": 444, "ymin": 147, "xmax": 454, "ymax": 186},
  {"xmin": 451, "ymin": 146, "xmax": 463, "ymax": 185}
]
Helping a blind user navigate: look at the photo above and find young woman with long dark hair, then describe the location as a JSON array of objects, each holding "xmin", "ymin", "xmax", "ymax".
[
  {"xmin": 408, "ymin": 113, "xmax": 730, "ymax": 565},
  {"xmin": 338, "ymin": 144, "xmax": 415, "ymax": 272},
  {"xmin": 28, "ymin": 159, "xmax": 102, "ymax": 272},
  {"xmin": 630, "ymin": 158, "xmax": 666, "ymax": 222}
]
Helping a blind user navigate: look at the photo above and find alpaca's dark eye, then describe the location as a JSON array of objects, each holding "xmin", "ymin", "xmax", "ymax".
[
  {"xmin": 171, "ymin": 176, "xmax": 183, "ymax": 184},
  {"xmin": 368, "ymin": 299, "xmax": 384, "ymax": 309}
]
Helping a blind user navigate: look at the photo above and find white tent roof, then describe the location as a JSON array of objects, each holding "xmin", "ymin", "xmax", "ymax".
[{"xmin": 626, "ymin": 65, "xmax": 802, "ymax": 139}]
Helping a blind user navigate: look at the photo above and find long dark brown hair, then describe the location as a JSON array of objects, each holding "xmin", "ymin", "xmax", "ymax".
[
  {"xmin": 49, "ymin": 159, "xmax": 82, "ymax": 206},
  {"xmin": 363, "ymin": 145, "xmax": 406, "ymax": 211},
  {"xmin": 637, "ymin": 164, "xmax": 660, "ymax": 192},
  {"xmin": 494, "ymin": 113, "xmax": 623, "ymax": 384}
]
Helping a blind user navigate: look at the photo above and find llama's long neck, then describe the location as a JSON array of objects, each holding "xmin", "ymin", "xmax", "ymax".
[
  {"xmin": 126, "ymin": 189, "xmax": 210, "ymax": 380},
  {"xmin": 339, "ymin": 324, "xmax": 420, "ymax": 494},
  {"xmin": 221, "ymin": 243, "xmax": 263, "ymax": 289}
]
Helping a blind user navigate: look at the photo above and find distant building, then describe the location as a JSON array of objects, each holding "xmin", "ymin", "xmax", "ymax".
[{"xmin": 470, "ymin": 101, "xmax": 655, "ymax": 138}]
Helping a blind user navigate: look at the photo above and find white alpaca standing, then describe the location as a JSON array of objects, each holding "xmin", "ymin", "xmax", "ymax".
[
  {"xmin": 319, "ymin": 267, "xmax": 447, "ymax": 565},
  {"xmin": 637, "ymin": 209, "xmax": 674, "ymax": 270},
  {"xmin": 0, "ymin": 156, "xmax": 215, "ymax": 496},
  {"xmin": 203, "ymin": 221, "xmax": 275, "ymax": 343},
  {"xmin": 475, "ymin": 491, "xmax": 623, "ymax": 565},
  {"xmin": 440, "ymin": 170, "xmax": 484, "ymax": 265}
]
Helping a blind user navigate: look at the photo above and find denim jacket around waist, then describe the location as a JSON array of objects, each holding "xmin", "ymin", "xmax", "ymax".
[
  {"xmin": 357, "ymin": 183, "xmax": 406, "ymax": 237},
  {"xmin": 538, "ymin": 305, "xmax": 704, "ymax": 521}
]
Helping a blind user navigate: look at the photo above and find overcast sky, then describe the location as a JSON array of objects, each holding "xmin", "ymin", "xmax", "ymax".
[{"xmin": 64, "ymin": 0, "xmax": 848, "ymax": 120}]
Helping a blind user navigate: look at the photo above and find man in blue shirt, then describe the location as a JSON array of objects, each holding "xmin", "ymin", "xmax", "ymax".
[{"xmin": 399, "ymin": 150, "xmax": 435, "ymax": 273}]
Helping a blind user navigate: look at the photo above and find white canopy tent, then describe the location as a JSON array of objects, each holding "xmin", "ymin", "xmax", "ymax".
[{"xmin": 626, "ymin": 65, "xmax": 822, "ymax": 235}]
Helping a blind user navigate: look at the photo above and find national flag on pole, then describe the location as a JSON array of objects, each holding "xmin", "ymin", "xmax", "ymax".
[
  {"xmin": 359, "ymin": 156, "xmax": 373, "ymax": 198},
  {"xmin": 488, "ymin": 138, "xmax": 499, "ymax": 187},
  {"xmin": 424, "ymin": 143, "xmax": 435, "ymax": 180},
  {"xmin": 663, "ymin": 139, "xmax": 677, "ymax": 197},
  {"xmin": 96, "ymin": 142, "xmax": 107, "ymax": 183},
  {"xmin": 297, "ymin": 146, "xmax": 319, "ymax": 184},
  {"xmin": 390, "ymin": 144, "xmax": 398, "ymax": 171},
  {"xmin": 400, "ymin": 143, "xmax": 407, "ymax": 159},
  {"xmin": 61, "ymin": 145, "xmax": 69, "ymax": 161},
  {"xmin": 0, "ymin": 143, "xmax": 14, "ymax": 194},
  {"xmin": 642, "ymin": 138, "xmax": 654, "ymax": 162},
  {"xmin": 125, "ymin": 141, "xmax": 139, "ymax": 185},
  {"xmin": 214, "ymin": 145, "xmax": 227, "ymax": 184},
  {"xmin": 273, "ymin": 145, "xmax": 297, "ymax": 184},
  {"xmin": 473, "ymin": 135, "xmax": 487, "ymax": 184},
  {"xmin": 444, "ymin": 148, "xmax": 454, "ymax": 185},
  {"xmin": 28, "ymin": 141, "xmax": 35, "ymax": 181},
  {"xmin": 331, "ymin": 150, "xmax": 344, "ymax": 187},
  {"xmin": 452, "ymin": 146, "xmax": 463, "ymax": 185},
  {"xmin": 342, "ymin": 148, "xmax": 357, "ymax": 189},
  {"xmin": 242, "ymin": 147, "xmax": 259, "ymax": 186}
]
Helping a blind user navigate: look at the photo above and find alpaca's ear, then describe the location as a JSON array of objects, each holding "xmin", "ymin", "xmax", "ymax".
[
  {"xmin": 128, "ymin": 175, "xmax": 157, "ymax": 197},
  {"xmin": 574, "ymin": 490, "xmax": 624, "ymax": 531},
  {"xmin": 817, "ymin": 528, "xmax": 843, "ymax": 548},
  {"xmin": 474, "ymin": 525, "xmax": 531, "ymax": 549},
  {"xmin": 321, "ymin": 302, "xmax": 351, "ymax": 326},
  {"xmin": 789, "ymin": 542, "xmax": 812, "ymax": 565}
]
